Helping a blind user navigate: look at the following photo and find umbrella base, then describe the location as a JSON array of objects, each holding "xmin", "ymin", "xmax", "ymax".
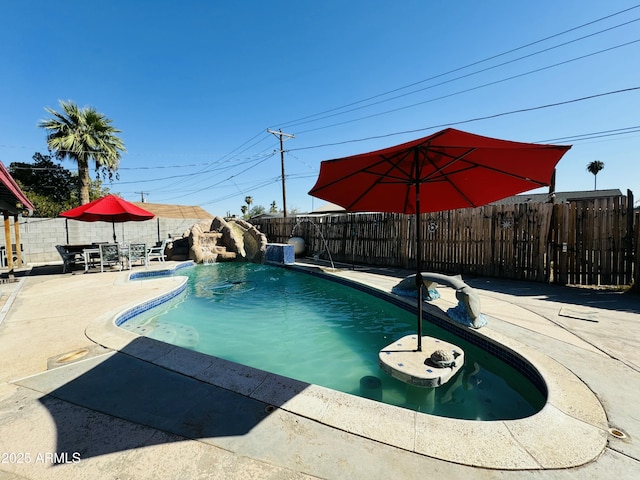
[{"xmin": 378, "ymin": 335, "xmax": 464, "ymax": 388}]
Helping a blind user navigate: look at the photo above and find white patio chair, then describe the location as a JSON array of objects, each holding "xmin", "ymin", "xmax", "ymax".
[{"xmin": 148, "ymin": 238, "xmax": 169, "ymax": 262}]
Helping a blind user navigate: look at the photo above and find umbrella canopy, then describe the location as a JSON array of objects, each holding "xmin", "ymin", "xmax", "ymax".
[
  {"xmin": 60, "ymin": 194, "xmax": 155, "ymax": 242},
  {"xmin": 309, "ymin": 128, "xmax": 571, "ymax": 214},
  {"xmin": 309, "ymin": 128, "xmax": 571, "ymax": 350}
]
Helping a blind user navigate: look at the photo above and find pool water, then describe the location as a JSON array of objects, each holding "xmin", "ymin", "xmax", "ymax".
[{"xmin": 122, "ymin": 263, "xmax": 545, "ymax": 420}]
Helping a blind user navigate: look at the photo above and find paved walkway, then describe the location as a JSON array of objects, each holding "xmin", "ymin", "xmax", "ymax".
[{"xmin": 0, "ymin": 262, "xmax": 638, "ymax": 479}]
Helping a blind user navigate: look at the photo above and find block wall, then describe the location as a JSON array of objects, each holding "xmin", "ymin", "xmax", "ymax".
[{"xmin": 1, "ymin": 216, "xmax": 212, "ymax": 265}]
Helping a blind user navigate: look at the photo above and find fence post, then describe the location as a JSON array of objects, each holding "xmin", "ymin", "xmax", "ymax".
[
  {"xmin": 635, "ymin": 210, "xmax": 640, "ymax": 290},
  {"xmin": 558, "ymin": 203, "xmax": 569, "ymax": 285},
  {"xmin": 626, "ymin": 190, "xmax": 634, "ymax": 285}
]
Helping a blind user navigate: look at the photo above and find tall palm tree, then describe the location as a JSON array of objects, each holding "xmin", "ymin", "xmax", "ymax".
[
  {"xmin": 39, "ymin": 100, "xmax": 126, "ymax": 205},
  {"xmin": 240, "ymin": 196, "xmax": 253, "ymax": 219},
  {"xmin": 586, "ymin": 160, "xmax": 604, "ymax": 190}
]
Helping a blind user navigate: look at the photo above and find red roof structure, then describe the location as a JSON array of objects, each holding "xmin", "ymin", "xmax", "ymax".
[
  {"xmin": 0, "ymin": 161, "xmax": 35, "ymax": 273},
  {"xmin": 0, "ymin": 161, "xmax": 34, "ymax": 215}
]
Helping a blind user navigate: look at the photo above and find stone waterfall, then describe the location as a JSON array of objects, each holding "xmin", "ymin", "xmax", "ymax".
[{"xmin": 165, "ymin": 216, "xmax": 268, "ymax": 264}]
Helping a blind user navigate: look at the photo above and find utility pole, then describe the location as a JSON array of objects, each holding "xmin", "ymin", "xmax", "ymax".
[
  {"xmin": 135, "ymin": 191, "xmax": 149, "ymax": 202},
  {"xmin": 267, "ymin": 128, "xmax": 295, "ymax": 217}
]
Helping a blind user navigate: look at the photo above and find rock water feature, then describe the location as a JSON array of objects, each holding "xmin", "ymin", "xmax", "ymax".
[{"xmin": 166, "ymin": 216, "xmax": 268, "ymax": 264}]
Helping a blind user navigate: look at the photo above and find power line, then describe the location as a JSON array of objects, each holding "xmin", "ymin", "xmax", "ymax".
[
  {"xmin": 119, "ymin": 34, "xmax": 640, "ymax": 185},
  {"xmin": 282, "ymin": 17, "xmax": 640, "ymax": 131},
  {"xmin": 157, "ymin": 151, "xmax": 278, "ymax": 202},
  {"xmin": 10, "ymin": 37, "xmax": 638, "ymax": 179},
  {"xmin": 5, "ymin": 5, "xmax": 639, "ymax": 181},
  {"xmin": 9, "ymin": 8, "xmax": 640, "ymax": 207},
  {"xmin": 199, "ymin": 176, "xmax": 284, "ymax": 206},
  {"xmin": 289, "ymin": 86, "xmax": 640, "ymax": 152},
  {"xmin": 13, "ymin": 85, "xmax": 639, "ymax": 185},
  {"xmin": 272, "ymin": 4, "xmax": 640, "ymax": 129},
  {"xmin": 294, "ymin": 38, "xmax": 640, "ymax": 136},
  {"xmin": 537, "ymin": 125, "xmax": 640, "ymax": 143}
]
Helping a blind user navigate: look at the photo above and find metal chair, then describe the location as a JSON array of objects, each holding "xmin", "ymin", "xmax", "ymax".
[
  {"xmin": 99, "ymin": 243, "xmax": 122, "ymax": 272},
  {"xmin": 127, "ymin": 243, "xmax": 148, "ymax": 269},
  {"xmin": 55, "ymin": 245, "xmax": 84, "ymax": 273},
  {"xmin": 1, "ymin": 244, "xmax": 26, "ymax": 267}
]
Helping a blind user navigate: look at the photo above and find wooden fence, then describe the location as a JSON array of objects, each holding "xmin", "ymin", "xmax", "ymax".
[{"xmin": 253, "ymin": 194, "xmax": 638, "ymax": 288}]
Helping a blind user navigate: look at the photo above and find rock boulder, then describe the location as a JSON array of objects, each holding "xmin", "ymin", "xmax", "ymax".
[{"xmin": 167, "ymin": 216, "xmax": 267, "ymax": 264}]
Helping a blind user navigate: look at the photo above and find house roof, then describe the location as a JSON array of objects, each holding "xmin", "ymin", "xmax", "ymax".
[
  {"xmin": 490, "ymin": 189, "xmax": 624, "ymax": 206},
  {"xmin": 130, "ymin": 202, "xmax": 213, "ymax": 219},
  {"xmin": 310, "ymin": 202, "xmax": 347, "ymax": 214},
  {"xmin": 249, "ymin": 213, "xmax": 284, "ymax": 219},
  {"xmin": 0, "ymin": 161, "xmax": 35, "ymax": 215}
]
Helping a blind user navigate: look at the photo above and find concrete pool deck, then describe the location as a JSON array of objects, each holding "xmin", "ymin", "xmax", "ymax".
[{"xmin": 0, "ymin": 261, "xmax": 638, "ymax": 479}]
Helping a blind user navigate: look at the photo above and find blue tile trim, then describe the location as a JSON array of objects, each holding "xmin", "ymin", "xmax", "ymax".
[
  {"xmin": 129, "ymin": 261, "xmax": 194, "ymax": 280},
  {"xmin": 287, "ymin": 264, "xmax": 548, "ymax": 397},
  {"xmin": 115, "ymin": 276, "xmax": 188, "ymax": 327}
]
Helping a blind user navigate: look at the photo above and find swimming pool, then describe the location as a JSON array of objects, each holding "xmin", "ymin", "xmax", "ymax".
[{"xmin": 121, "ymin": 263, "xmax": 545, "ymax": 420}]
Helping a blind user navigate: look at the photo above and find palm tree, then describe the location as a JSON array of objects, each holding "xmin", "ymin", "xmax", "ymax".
[
  {"xmin": 39, "ymin": 100, "xmax": 126, "ymax": 205},
  {"xmin": 586, "ymin": 160, "xmax": 604, "ymax": 190}
]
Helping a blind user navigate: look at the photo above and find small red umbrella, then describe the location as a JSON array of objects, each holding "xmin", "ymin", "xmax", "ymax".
[
  {"xmin": 60, "ymin": 194, "xmax": 155, "ymax": 242},
  {"xmin": 309, "ymin": 128, "xmax": 571, "ymax": 350}
]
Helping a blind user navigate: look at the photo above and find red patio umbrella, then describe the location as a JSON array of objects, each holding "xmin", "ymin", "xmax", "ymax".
[
  {"xmin": 60, "ymin": 194, "xmax": 155, "ymax": 242},
  {"xmin": 308, "ymin": 128, "xmax": 571, "ymax": 350}
]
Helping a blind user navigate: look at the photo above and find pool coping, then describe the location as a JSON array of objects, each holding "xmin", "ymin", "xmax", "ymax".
[{"xmin": 85, "ymin": 262, "xmax": 609, "ymax": 470}]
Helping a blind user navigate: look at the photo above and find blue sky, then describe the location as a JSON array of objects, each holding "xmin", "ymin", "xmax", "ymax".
[{"xmin": 1, "ymin": 1, "xmax": 639, "ymax": 216}]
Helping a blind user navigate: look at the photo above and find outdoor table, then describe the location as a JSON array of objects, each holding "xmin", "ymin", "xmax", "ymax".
[
  {"xmin": 63, "ymin": 244, "xmax": 95, "ymax": 254},
  {"xmin": 82, "ymin": 248, "xmax": 100, "ymax": 272}
]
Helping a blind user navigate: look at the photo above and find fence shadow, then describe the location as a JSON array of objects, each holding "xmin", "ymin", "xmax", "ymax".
[{"xmin": 468, "ymin": 277, "xmax": 640, "ymax": 315}]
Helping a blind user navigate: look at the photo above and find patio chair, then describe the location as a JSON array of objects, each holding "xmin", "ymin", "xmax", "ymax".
[
  {"xmin": 127, "ymin": 243, "xmax": 148, "ymax": 269},
  {"xmin": 148, "ymin": 238, "xmax": 168, "ymax": 262},
  {"xmin": 55, "ymin": 245, "xmax": 84, "ymax": 273},
  {"xmin": 1, "ymin": 244, "xmax": 26, "ymax": 267},
  {"xmin": 99, "ymin": 243, "xmax": 122, "ymax": 272}
]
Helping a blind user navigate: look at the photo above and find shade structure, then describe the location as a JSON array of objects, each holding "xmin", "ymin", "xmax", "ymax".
[
  {"xmin": 309, "ymin": 128, "xmax": 571, "ymax": 350},
  {"xmin": 60, "ymin": 194, "xmax": 155, "ymax": 242}
]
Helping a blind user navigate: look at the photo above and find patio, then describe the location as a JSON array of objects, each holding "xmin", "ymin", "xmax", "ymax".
[{"xmin": 0, "ymin": 261, "xmax": 638, "ymax": 479}]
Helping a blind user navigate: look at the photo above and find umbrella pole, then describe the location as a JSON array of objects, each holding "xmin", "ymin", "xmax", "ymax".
[{"xmin": 414, "ymin": 149, "xmax": 423, "ymax": 352}]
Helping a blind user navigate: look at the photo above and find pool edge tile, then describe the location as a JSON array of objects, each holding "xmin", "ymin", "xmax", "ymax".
[
  {"xmin": 414, "ymin": 416, "xmax": 540, "ymax": 469},
  {"xmin": 505, "ymin": 403, "xmax": 609, "ymax": 468}
]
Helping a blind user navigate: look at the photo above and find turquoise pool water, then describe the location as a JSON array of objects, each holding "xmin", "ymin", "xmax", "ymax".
[{"xmin": 121, "ymin": 263, "xmax": 545, "ymax": 420}]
